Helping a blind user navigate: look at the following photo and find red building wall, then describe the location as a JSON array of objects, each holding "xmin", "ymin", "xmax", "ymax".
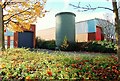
[
  {"xmin": 88, "ymin": 32, "xmax": 96, "ymax": 41},
  {"xmin": 96, "ymin": 26, "xmax": 103, "ymax": 41},
  {"xmin": 30, "ymin": 24, "xmax": 36, "ymax": 48},
  {"xmin": 14, "ymin": 32, "xmax": 18, "ymax": 48},
  {"xmin": 88, "ymin": 26, "xmax": 104, "ymax": 41},
  {"xmin": 7, "ymin": 36, "xmax": 10, "ymax": 48}
]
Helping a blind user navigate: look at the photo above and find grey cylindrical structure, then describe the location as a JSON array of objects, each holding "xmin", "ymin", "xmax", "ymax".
[{"xmin": 55, "ymin": 12, "xmax": 76, "ymax": 47}]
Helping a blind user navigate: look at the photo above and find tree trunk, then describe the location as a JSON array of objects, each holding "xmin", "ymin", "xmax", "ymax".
[
  {"xmin": 0, "ymin": 5, "xmax": 5, "ymax": 50},
  {"xmin": 112, "ymin": 0, "xmax": 120, "ymax": 62}
]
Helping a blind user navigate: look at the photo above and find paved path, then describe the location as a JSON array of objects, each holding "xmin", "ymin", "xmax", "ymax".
[{"xmin": 31, "ymin": 48, "xmax": 115, "ymax": 56}]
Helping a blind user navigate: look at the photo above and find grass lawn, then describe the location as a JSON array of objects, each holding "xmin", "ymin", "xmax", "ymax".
[{"xmin": 0, "ymin": 48, "xmax": 120, "ymax": 80}]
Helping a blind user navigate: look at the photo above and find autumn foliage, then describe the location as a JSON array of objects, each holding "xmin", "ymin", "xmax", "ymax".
[
  {"xmin": 0, "ymin": 0, "xmax": 47, "ymax": 32},
  {"xmin": 0, "ymin": 48, "xmax": 120, "ymax": 80}
]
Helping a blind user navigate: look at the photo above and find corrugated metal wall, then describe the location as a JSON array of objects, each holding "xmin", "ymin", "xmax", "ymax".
[
  {"xmin": 75, "ymin": 19, "xmax": 96, "ymax": 34},
  {"xmin": 87, "ymin": 19, "xmax": 96, "ymax": 33},
  {"xmin": 75, "ymin": 19, "xmax": 96, "ymax": 42},
  {"xmin": 76, "ymin": 21, "xmax": 88, "ymax": 34}
]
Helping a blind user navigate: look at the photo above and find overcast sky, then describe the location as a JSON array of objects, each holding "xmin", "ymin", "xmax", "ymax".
[{"xmin": 36, "ymin": 0, "xmax": 115, "ymax": 33}]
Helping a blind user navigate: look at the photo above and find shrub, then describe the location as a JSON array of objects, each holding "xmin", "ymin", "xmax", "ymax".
[
  {"xmin": 36, "ymin": 37, "xmax": 56, "ymax": 50},
  {"xmin": 36, "ymin": 37, "xmax": 116, "ymax": 53},
  {"xmin": 60, "ymin": 42, "xmax": 78, "ymax": 51},
  {"xmin": 77, "ymin": 40, "xmax": 117, "ymax": 53},
  {"xmin": 60, "ymin": 36, "xmax": 69, "ymax": 50},
  {"xmin": 60, "ymin": 36, "xmax": 78, "ymax": 51}
]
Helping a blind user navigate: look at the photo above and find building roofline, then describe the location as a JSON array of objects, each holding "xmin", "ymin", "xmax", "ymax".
[
  {"xmin": 55, "ymin": 12, "xmax": 76, "ymax": 17},
  {"xmin": 76, "ymin": 18, "xmax": 113, "ymax": 25}
]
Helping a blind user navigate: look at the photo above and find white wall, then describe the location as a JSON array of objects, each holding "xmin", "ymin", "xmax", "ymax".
[{"xmin": 75, "ymin": 21, "xmax": 88, "ymax": 34}]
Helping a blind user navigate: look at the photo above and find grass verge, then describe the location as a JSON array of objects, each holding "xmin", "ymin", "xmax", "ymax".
[{"xmin": 0, "ymin": 48, "xmax": 120, "ymax": 80}]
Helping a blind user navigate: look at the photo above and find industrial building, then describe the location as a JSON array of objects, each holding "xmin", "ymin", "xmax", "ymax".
[
  {"xmin": 4, "ymin": 24, "xmax": 36, "ymax": 48},
  {"xmin": 4, "ymin": 11, "xmax": 115, "ymax": 48},
  {"xmin": 37, "ymin": 27, "xmax": 55, "ymax": 40},
  {"xmin": 37, "ymin": 18, "xmax": 115, "ymax": 42}
]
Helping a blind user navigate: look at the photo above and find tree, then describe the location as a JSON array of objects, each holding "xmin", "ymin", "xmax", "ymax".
[
  {"xmin": 70, "ymin": 0, "xmax": 120, "ymax": 62},
  {"xmin": 96, "ymin": 17, "xmax": 115, "ymax": 42},
  {"xmin": 112, "ymin": 0, "xmax": 120, "ymax": 62},
  {"xmin": 102, "ymin": 14, "xmax": 115, "ymax": 41},
  {"xmin": 0, "ymin": 0, "xmax": 47, "ymax": 50}
]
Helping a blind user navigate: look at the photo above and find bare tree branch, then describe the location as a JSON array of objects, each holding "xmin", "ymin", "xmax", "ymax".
[
  {"xmin": 69, "ymin": 2, "xmax": 113, "ymax": 12},
  {"xmin": 2, "ymin": 1, "xmax": 21, "ymax": 9}
]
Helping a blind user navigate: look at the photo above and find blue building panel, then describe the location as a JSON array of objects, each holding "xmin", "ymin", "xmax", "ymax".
[
  {"xmin": 4, "ymin": 29, "xmax": 14, "ymax": 36},
  {"xmin": 87, "ymin": 19, "xmax": 96, "ymax": 33}
]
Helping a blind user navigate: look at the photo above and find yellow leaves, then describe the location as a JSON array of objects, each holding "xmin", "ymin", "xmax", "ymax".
[
  {"xmin": 14, "ymin": 15, "xmax": 21, "ymax": 22},
  {"xmin": 21, "ymin": 2, "xmax": 27, "ymax": 6},
  {"xmin": 22, "ymin": 23, "xmax": 31, "ymax": 30},
  {"xmin": 9, "ymin": 21, "xmax": 22, "ymax": 32},
  {"xmin": 35, "ymin": 7, "xmax": 40, "ymax": 16},
  {"xmin": 25, "ymin": 76, "xmax": 31, "ymax": 80},
  {"xmin": 3, "ymin": 1, "xmax": 47, "ymax": 32},
  {"xmin": 22, "ymin": 11, "xmax": 31, "ymax": 15},
  {"xmin": 9, "ymin": 21, "xmax": 31, "ymax": 32},
  {"xmin": 34, "ymin": 2, "xmax": 43, "ymax": 16},
  {"xmin": 0, "ymin": 64, "xmax": 5, "ymax": 69},
  {"xmin": 3, "ymin": 15, "xmax": 11, "ymax": 21},
  {"xmin": 36, "ymin": 2, "xmax": 41, "ymax": 6}
]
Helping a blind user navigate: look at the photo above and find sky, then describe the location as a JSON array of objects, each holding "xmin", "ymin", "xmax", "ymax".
[{"xmin": 36, "ymin": 0, "xmax": 116, "ymax": 34}]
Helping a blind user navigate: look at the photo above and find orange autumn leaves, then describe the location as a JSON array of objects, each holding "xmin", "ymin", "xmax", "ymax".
[{"xmin": 47, "ymin": 70, "xmax": 52, "ymax": 76}]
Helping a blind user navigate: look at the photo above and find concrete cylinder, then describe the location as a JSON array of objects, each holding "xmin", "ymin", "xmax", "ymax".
[{"xmin": 55, "ymin": 12, "xmax": 76, "ymax": 47}]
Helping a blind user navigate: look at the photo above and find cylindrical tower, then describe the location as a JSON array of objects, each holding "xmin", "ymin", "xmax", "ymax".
[{"xmin": 55, "ymin": 12, "xmax": 76, "ymax": 47}]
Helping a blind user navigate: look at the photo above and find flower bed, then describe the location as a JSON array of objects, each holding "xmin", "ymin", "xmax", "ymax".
[{"xmin": 0, "ymin": 48, "xmax": 120, "ymax": 80}]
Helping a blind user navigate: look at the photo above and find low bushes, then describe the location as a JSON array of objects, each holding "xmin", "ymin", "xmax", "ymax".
[
  {"xmin": 36, "ymin": 38, "xmax": 56, "ymax": 50},
  {"xmin": 77, "ymin": 40, "xmax": 117, "ymax": 53},
  {"xmin": 0, "ymin": 48, "xmax": 120, "ymax": 80},
  {"xmin": 60, "ymin": 36, "xmax": 78, "ymax": 51},
  {"xmin": 36, "ymin": 38, "xmax": 77, "ymax": 51},
  {"xmin": 36, "ymin": 38, "xmax": 116, "ymax": 53}
]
